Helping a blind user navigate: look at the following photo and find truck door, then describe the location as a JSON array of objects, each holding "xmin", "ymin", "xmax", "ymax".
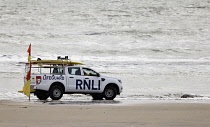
[
  {"xmin": 82, "ymin": 67, "xmax": 103, "ymax": 93},
  {"xmin": 67, "ymin": 67, "xmax": 84, "ymax": 92}
]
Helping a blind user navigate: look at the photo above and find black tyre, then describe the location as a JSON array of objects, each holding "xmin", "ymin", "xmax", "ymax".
[
  {"xmin": 103, "ymin": 86, "xmax": 117, "ymax": 100},
  {"xmin": 36, "ymin": 90, "xmax": 49, "ymax": 100},
  {"xmin": 49, "ymin": 85, "xmax": 63, "ymax": 100},
  {"xmin": 91, "ymin": 94, "xmax": 103, "ymax": 100}
]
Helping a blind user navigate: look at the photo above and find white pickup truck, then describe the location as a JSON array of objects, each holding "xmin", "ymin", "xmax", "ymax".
[{"xmin": 30, "ymin": 65, "xmax": 123, "ymax": 100}]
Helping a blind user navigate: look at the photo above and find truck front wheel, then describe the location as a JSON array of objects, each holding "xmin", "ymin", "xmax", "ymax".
[
  {"xmin": 91, "ymin": 94, "xmax": 103, "ymax": 100},
  {"xmin": 49, "ymin": 85, "xmax": 63, "ymax": 100},
  {"xmin": 103, "ymin": 86, "xmax": 117, "ymax": 100}
]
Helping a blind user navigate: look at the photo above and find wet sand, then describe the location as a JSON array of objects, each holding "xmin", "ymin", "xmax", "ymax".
[{"xmin": 0, "ymin": 100, "xmax": 210, "ymax": 127}]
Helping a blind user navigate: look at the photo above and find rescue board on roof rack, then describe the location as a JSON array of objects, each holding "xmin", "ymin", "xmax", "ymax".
[
  {"xmin": 28, "ymin": 56, "xmax": 84, "ymax": 66},
  {"xmin": 29, "ymin": 60, "xmax": 84, "ymax": 65}
]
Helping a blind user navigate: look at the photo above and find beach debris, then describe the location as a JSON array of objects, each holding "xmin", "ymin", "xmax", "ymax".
[
  {"xmin": 20, "ymin": 107, "xmax": 28, "ymax": 108},
  {"xmin": 181, "ymin": 94, "xmax": 203, "ymax": 98},
  {"xmin": 181, "ymin": 94, "xmax": 194, "ymax": 98}
]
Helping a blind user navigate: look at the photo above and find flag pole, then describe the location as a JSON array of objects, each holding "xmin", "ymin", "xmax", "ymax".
[
  {"xmin": 29, "ymin": 63, "xmax": 31, "ymax": 102},
  {"xmin": 29, "ymin": 44, "xmax": 31, "ymax": 102}
]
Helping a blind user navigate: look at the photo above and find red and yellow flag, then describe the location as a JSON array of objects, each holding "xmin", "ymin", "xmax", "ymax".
[
  {"xmin": 27, "ymin": 43, "xmax": 31, "ymax": 62},
  {"xmin": 23, "ymin": 44, "xmax": 32, "ymax": 97}
]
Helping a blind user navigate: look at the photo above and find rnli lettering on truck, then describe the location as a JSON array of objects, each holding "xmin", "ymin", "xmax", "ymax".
[{"xmin": 76, "ymin": 79, "xmax": 100, "ymax": 90}]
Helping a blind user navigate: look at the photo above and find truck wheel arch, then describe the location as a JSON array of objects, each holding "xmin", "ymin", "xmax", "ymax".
[
  {"xmin": 49, "ymin": 82, "xmax": 65, "ymax": 92},
  {"xmin": 104, "ymin": 83, "xmax": 120, "ymax": 95}
]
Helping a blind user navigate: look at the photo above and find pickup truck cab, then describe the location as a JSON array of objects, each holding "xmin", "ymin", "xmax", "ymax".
[{"xmin": 28, "ymin": 58, "xmax": 123, "ymax": 100}]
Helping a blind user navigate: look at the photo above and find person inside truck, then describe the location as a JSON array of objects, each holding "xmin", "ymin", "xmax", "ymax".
[{"xmin": 53, "ymin": 68, "xmax": 58, "ymax": 73}]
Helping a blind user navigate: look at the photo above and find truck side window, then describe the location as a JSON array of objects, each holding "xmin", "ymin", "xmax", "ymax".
[
  {"xmin": 53, "ymin": 68, "xmax": 58, "ymax": 73},
  {"xmin": 53, "ymin": 68, "xmax": 64, "ymax": 74},
  {"xmin": 68, "ymin": 67, "xmax": 81, "ymax": 75},
  {"xmin": 82, "ymin": 68, "xmax": 98, "ymax": 76}
]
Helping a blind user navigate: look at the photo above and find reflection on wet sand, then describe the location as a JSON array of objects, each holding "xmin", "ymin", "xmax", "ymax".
[{"xmin": 34, "ymin": 100, "xmax": 121, "ymax": 105}]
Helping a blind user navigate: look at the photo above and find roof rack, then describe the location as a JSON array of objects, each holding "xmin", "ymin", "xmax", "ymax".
[{"xmin": 26, "ymin": 56, "xmax": 84, "ymax": 66}]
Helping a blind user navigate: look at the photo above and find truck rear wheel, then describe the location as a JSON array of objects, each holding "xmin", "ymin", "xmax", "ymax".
[
  {"xmin": 103, "ymin": 86, "xmax": 117, "ymax": 100},
  {"xmin": 36, "ymin": 90, "xmax": 49, "ymax": 100},
  {"xmin": 49, "ymin": 85, "xmax": 63, "ymax": 100}
]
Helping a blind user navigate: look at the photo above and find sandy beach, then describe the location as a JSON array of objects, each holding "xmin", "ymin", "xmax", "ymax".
[{"xmin": 0, "ymin": 100, "xmax": 210, "ymax": 127}]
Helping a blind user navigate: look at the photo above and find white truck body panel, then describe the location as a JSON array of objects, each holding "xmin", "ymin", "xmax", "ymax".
[{"xmin": 31, "ymin": 66, "xmax": 123, "ymax": 94}]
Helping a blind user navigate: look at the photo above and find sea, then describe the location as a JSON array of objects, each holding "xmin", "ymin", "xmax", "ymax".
[{"xmin": 0, "ymin": 0, "xmax": 210, "ymax": 102}]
